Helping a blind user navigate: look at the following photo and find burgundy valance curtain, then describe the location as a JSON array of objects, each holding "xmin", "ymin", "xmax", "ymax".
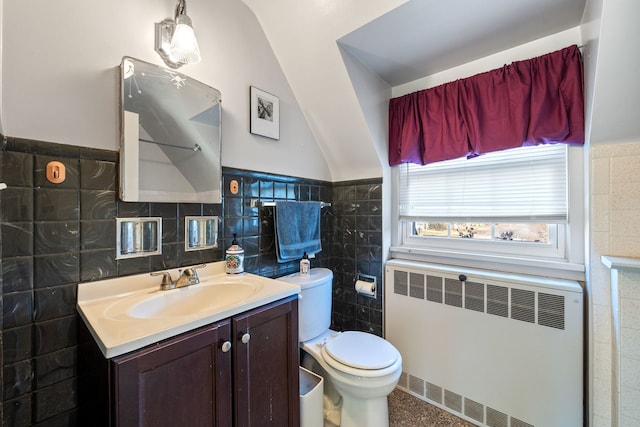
[{"xmin": 388, "ymin": 45, "xmax": 584, "ymax": 166}]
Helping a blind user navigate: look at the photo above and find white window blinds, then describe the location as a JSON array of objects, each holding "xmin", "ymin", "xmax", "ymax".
[{"xmin": 398, "ymin": 144, "xmax": 568, "ymax": 223}]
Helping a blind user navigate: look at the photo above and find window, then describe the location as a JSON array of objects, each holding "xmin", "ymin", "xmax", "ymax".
[
  {"xmin": 392, "ymin": 144, "xmax": 584, "ymax": 277},
  {"xmin": 413, "ymin": 222, "xmax": 550, "ymax": 243}
]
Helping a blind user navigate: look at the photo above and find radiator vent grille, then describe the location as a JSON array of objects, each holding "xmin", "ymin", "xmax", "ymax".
[
  {"xmin": 511, "ymin": 418, "xmax": 534, "ymax": 427},
  {"xmin": 410, "ymin": 273, "xmax": 425, "ymax": 299},
  {"xmin": 487, "ymin": 284, "xmax": 509, "ymax": 318},
  {"xmin": 538, "ymin": 293, "xmax": 565, "ymax": 330},
  {"xmin": 399, "ymin": 374, "xmax": 538, "ymax": 427},
  {"xmin": 511, "ymin": 288, "xmax": 535, "ymax": 323},
  {"xmin": 394, "ymin": 270, "xmax": 408, "ymax": 295},
  {"xmin": 444, "ymin": 389, "xmax": 462, "ymax": 413},
  {"xmin": 398, "ymin": 371, "xmax": 408, "ymax": 388},
  {"xmin": 444, "ymin": 278, "xmax": 463, "ymax": 307},
  {"xmin": 392, "ymin": 270, "xmax": 566, "ymax": 331},
  {"xmin": 409, "ymin": 374, "xmax": 424, "ymax": 395},
  {"xmin": 427, "ymin": 275, "xmax": 443, "ymax": 303},
  {"xmin": 426, "ymin": 382, "xmax": 442, "ymax": 404},
  {"xmin": 464, "ymin": 397, "xmax": 484, "ymax": 423},
  {"xmin": 486, "ymin": 407, "xmax": 509, "ymax": 427},
  {"xmin": 465, "ymin": 281, "xmax": 485, "ymax": 312}
]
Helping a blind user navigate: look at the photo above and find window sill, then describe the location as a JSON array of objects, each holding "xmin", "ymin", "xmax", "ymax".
[{"xmin": 389, "ymin": 246, "xmax": 585, "ymax": 281}]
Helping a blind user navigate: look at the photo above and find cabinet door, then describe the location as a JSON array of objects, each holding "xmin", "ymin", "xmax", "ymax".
[
  {"xmin": 233, "ymin": 295, "xmax": 300, "ymax": 427},
  {"xmin": 112, "ymin": 321, "xmax": 233, "ymax": 427}
]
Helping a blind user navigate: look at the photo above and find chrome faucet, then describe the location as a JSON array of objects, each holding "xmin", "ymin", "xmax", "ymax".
[{"xmin": 151, "ymin": 264, "xmax": 206, "ymax": 290}]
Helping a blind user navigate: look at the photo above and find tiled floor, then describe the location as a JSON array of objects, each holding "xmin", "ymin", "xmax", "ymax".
[{"xmin": 388, "ymin": 389, "xmax": 477, "ymax": 427}]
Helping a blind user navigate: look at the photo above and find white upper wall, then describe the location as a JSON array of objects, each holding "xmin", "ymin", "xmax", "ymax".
[
  {"xmin": 0, "ymin": 0, "xmax": 332, "ymax": 181},
  {"xmin": 244, "ymin": 0, "xmax": 589, "ymax": 182},
  {"xmin": 580, "ymin": 0, "xmax": 603, "ymax": 145},
  {"xmin": 242, "ymin": 0, "xmax": 406, "ymax": 182},
  {"xmin": 393, "ymin": 27, "xmax": 583, "ymax": 97},
  {"xmin": 587, "ymin": 0, "xmax": 640, "ymax": 145},
  {"xmin": 3, "ymin": 0, "xmax": 632, "ymax": 185}
]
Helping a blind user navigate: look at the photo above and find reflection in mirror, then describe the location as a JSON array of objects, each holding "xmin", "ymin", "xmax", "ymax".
[
  {"xmin": 120, "ymin": 57, "xmax": 222, "ymax": 203},
  {"xmin": 185, "ymin": 216, "xmax": 218, "ymax": 251}
]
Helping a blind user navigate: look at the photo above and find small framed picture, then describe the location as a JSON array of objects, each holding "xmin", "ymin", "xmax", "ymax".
[{"xmin": 250, "ymin": 86, "xmax": 280, "ymax": 140}]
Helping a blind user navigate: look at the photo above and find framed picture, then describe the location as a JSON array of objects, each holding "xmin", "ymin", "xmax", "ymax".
[{"xmin": 250, "ymin": 86, "xmax": 280, "ymax": 140}]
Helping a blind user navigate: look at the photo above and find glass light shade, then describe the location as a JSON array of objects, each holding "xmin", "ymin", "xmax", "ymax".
[{"xmin": 170, "ymin": 15, "xmax": 201, "ymax": 65}]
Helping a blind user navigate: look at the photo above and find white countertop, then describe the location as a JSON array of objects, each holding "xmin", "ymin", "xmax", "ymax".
[{"xmin": 77, "ymin": 262, "xmax": 300, "ymax": 358}]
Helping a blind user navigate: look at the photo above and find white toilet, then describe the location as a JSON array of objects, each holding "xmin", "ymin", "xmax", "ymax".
[{"xmin": 279, "ymin": 268, "xmax": 402, "ymax": 427}]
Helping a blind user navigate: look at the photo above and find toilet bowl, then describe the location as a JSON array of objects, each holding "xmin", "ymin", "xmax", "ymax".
[
  {"xmin": 278, "ymin": 268, "xmax": 402, "ymax": 427},
  {"xmin": 302, "ymin": 330, "xmax": 402, "ymax": 427}
]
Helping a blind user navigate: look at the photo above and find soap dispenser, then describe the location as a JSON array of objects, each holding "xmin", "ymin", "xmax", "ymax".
[
  {"xmin": 300, "ymin": 252, "xmax": 310, "ymax": 276},
  {"xmin": 225, "ymin": 234, "xmax": 244, "ymax": 274}
]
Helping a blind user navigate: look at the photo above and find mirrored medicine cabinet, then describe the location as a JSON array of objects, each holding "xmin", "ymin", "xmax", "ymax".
[{"xmin": 119, "ymin": 57, "xmax": 222, "ymax": 203}]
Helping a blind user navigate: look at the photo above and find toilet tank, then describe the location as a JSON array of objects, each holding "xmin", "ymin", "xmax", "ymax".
[{"xmin": 278, "ymin": 268, "xmax": 333, "ymax": 342}]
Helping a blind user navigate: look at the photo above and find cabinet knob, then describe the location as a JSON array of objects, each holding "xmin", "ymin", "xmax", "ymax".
[
  {"xmin": 221, "ymin": 341, "xmax": 232, "ymax": 353},
  {"xmin": 241, "ymin": 333, "xmax": 251, "ymax": 344}
]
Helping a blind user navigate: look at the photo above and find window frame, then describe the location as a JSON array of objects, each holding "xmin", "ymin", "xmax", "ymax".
[
  {"xmin": 390, "ymin": 145, "xmax": 585, "ymax": 280},
  {"xmin": 402, "ymin": 222, "xmax": 563, "ymax": 258}
]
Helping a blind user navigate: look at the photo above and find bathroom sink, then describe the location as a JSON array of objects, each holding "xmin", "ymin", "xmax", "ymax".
[
  {"xmin": 127, "ymin": 281, "xmax": 263, "ymax": 319},
  {"xmin": 76, "ymin": 262, "xmax": 300, "ymax": 358}
]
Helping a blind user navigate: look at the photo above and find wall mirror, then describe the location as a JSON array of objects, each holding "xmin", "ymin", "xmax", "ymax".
[{"xmin": 120, "ymin": 57, "xmax": 222, "ymax": 203}]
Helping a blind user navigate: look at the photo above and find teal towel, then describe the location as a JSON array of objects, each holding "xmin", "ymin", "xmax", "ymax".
[{"xmin": 274, "ymin": 201, "xmax": 322, "ymax": 262}]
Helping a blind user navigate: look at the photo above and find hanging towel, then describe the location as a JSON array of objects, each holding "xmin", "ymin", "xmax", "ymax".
[{"xmin": 274, "ymin": 201, "xmax": 322, "ymax": 262}]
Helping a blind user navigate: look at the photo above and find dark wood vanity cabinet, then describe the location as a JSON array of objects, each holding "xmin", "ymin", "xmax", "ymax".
[
  {"xmin": 80, "ymin": 295, "xmax": 299, "ymax": 427},
  {"xmin": 112, "ymin": 320, "xmax": 233, "ymax": 427},
  {"xmin": 233, "ymin": 295, "xmax": 300, "ymax": 427}
]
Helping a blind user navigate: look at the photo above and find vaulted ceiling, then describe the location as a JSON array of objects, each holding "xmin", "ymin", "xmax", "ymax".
[{"xmin": 242, "ymin": 0, "xmax": 587, "ymax": 181}]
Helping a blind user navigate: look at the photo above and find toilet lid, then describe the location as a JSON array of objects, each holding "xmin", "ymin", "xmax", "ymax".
[{"xmin": 324, "ymin": 331, "xmax": 398, "ymax": 370}]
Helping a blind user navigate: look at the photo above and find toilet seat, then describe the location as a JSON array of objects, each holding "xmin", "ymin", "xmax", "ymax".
[{"xmin": 320, "ymin": 331, "xmax": 400, "ymax": 377}]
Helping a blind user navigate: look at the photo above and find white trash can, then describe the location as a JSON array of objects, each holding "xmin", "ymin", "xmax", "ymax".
[{"xmin": 300, "ymin": 367, "xmax": 323, "ymax": 427}]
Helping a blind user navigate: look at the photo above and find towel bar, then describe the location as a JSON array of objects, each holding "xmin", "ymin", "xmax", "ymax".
[{"xmin": 250, "ymin": 199, "xmax": 331, "ymax": 208}]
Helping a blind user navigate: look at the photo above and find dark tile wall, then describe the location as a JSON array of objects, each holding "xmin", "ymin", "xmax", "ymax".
[
  {"xmin": 220, "ymin": 168, "xmax": 333, "ymax": 278},
  {"xmin": 0, "ymin": 138, "xmax": 223, "ymax": 426},
  {"xmin": 0, "ymin": 137, "xmax": 384, "ymax": 425},
  {"xmin": 219, "ymin": 169, "xmax": 384, "ymax": 335},
  {"xmin": 330, "ymin": 180, "xmax": 384, "ymax": 336}
]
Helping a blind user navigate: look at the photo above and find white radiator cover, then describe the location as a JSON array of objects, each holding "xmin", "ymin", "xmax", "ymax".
[{"xmin": 385, "ymin": 259, "xmax": 583, "ymax": 427}]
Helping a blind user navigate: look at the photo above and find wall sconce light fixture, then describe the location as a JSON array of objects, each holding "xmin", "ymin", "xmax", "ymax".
[{"xmin": 155, "ymin": 0, "xmax": 201, "ymax": 68}]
